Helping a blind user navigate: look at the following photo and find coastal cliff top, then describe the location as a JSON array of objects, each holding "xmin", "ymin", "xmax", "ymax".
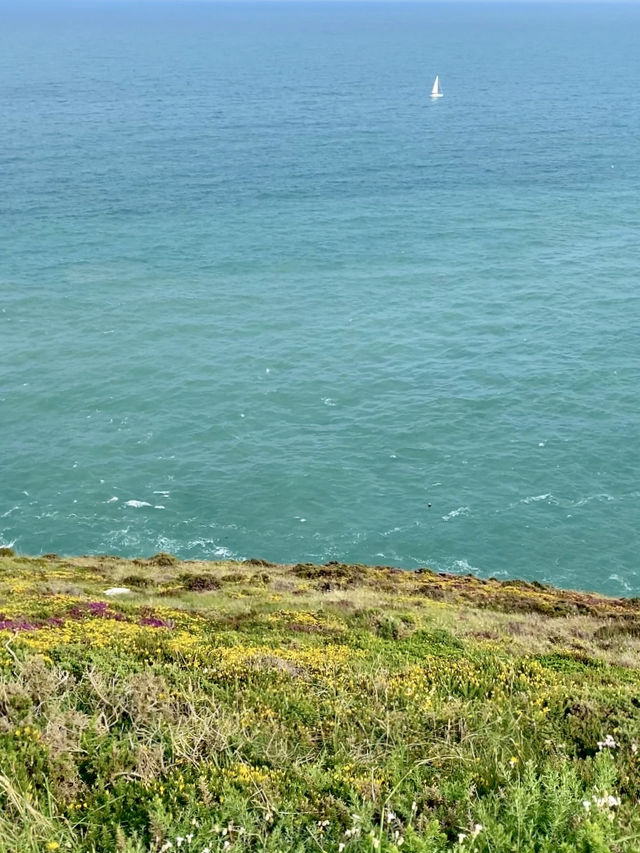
[{"xmin": 1, "ymin": 551, "xmax": 640, "ymax": 852}]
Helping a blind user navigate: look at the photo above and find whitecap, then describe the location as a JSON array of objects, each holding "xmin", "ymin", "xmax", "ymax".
[
  {"xmin": 1, "ymin": 506, "xmax": 19, "ymax": 518},
  {"xmin": 210, "ymin": 545, "xmax": 234, "ymax": 558},
  {"xmin": 441, "ymin": 506, "xmax": 469, "ymax": 521},
  {"xmin": 184, "ymin": 540, "xmax": 235, "ymax": 560},
  {"xmin": 322, "ymin": 397, "xmax": 337, "ymax": 406},
  {"xmin": 521, "ymin": 493, "xmax": 553, "ymax": 504},
  {"xmin": 574, "ymin": 494, "xmax": 615, "ymax": 507},
  {"xmin": 106, "ymin": 496, "xmax": 119, "ymax": 503},
  {"xmin": 124, "ymin": 500, "xmax": 152, "ymax": 508},
  {"xmin": 453, "ymin": 559, "xmax": 481, "ymax": 573},
  {"xmin": 608, "ymin": 573, "xmax": 632, "ymax": 591},
  {"xmin": 153, "ymin": 490, "xmax": 170, "ymax": 497},
  {"xmin": 154, "ymin": 505, "xmax": 165, "ymax": 510}
]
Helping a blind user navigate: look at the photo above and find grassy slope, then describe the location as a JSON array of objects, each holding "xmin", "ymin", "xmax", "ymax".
[{"xmin": 2, "ymin": 551, "xmax": 640, "ymax": 853}]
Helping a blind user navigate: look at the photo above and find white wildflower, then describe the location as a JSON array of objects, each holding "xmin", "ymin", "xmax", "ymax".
[
  {"xmin": 411, "ymin": 801, "xmax": 418, "ymax": 814},
  {"xmin": 185, "ymin": 836, "xmax": 193, "ymax": 845},
  {"xmin": 338, "ymin": 845, "xmax": 345, "ymax": 853},
  {"xmin": 583, "ymin": 800, "xmax": 591, "ymax": 812},
  {"xmin": 597, "ymin": 734, "xmax": 618, "ymax": 751},
  {"xmin": 386, "ymin": 810, "xmax": 396, "ymax": 824},
  {"xmin": 592, "ymin": 793, "xmax": 620, "ymax": 810},
  {"xmin": 176, "ymin": 839, "xmax": 184, "ymax": 849},
  {"xmin": 471, "ymin": 824, "xmax": 483, "ymax": 839},
  {"xmin": 458, "ymin": 832, "xmax": 467, "ymax": 844}
]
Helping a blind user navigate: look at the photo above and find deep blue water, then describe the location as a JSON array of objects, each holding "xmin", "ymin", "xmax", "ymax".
[{"xmin": 2, "ymin": 1, "xmax": 640, "ymax": 594}]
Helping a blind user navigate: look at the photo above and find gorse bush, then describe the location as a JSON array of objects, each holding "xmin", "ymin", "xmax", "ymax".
[{"xmin": 1, "ymin": 554, "xmax": 640, "ymax": 852}]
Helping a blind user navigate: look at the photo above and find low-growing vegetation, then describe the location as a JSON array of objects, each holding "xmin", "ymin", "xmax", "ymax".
[{"xmin": 1, "ymin": 551, "xmax": 640, "ymax": 852}]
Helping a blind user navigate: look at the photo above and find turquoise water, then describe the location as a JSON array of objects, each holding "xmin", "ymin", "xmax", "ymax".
[{"xmin": 2, "ymin": 2, "xmax": 640, "ymax": 594}]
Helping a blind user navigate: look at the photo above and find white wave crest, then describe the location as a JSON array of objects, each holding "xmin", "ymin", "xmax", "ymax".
[
  {"xmin": 453, "ymin": 559, "xmax": 481, "ymax": 573},
  {"xmin": 574, "ymin": 494, "xmax": 615, "ymax": 507},
  {"xmin": 608, "ymin": 573, "xmax": 632, "ymax": 591},
  {"xmin": 124, "ymin": 499, "xmax": 152, "ymax": 508},
  {"xmin": 441, "ymin": 506, "xmax": 469, "ymax": 521}
]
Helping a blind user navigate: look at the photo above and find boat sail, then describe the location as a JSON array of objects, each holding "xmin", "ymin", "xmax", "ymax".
[{"xmin": 430, "ymin": 75, "xmax": 443, "ymax": 98}]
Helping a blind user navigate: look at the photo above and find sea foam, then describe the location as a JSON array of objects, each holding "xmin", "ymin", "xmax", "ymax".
[{"xmin": 442, "ymin": 507, "xmax": 469, "ymax": 522}]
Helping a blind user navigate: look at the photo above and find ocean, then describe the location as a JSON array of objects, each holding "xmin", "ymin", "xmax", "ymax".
[{"xmin": 2, "ymin": 1, "xmax": 640, "ymax": 594}]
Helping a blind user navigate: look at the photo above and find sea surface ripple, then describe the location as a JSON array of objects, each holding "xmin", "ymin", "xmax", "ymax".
[{"xmin": 1, "ymin": 1, "xmax": 640, "ymax": 594}]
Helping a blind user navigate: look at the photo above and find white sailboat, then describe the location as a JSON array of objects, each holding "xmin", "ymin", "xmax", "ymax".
[{"xmin": 430, "ymin": 75, "xmax": 443, "ymax": 98}]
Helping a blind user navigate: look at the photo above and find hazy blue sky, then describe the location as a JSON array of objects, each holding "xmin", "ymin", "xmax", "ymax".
[{"xmin": 5, "ymin": 0, "xmax": 640, "ymax": 5}]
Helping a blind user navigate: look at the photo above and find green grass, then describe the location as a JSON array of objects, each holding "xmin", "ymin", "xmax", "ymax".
[{"xmin": 2, "ymin": 551, "xmax": 640, "ymax": 852}]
